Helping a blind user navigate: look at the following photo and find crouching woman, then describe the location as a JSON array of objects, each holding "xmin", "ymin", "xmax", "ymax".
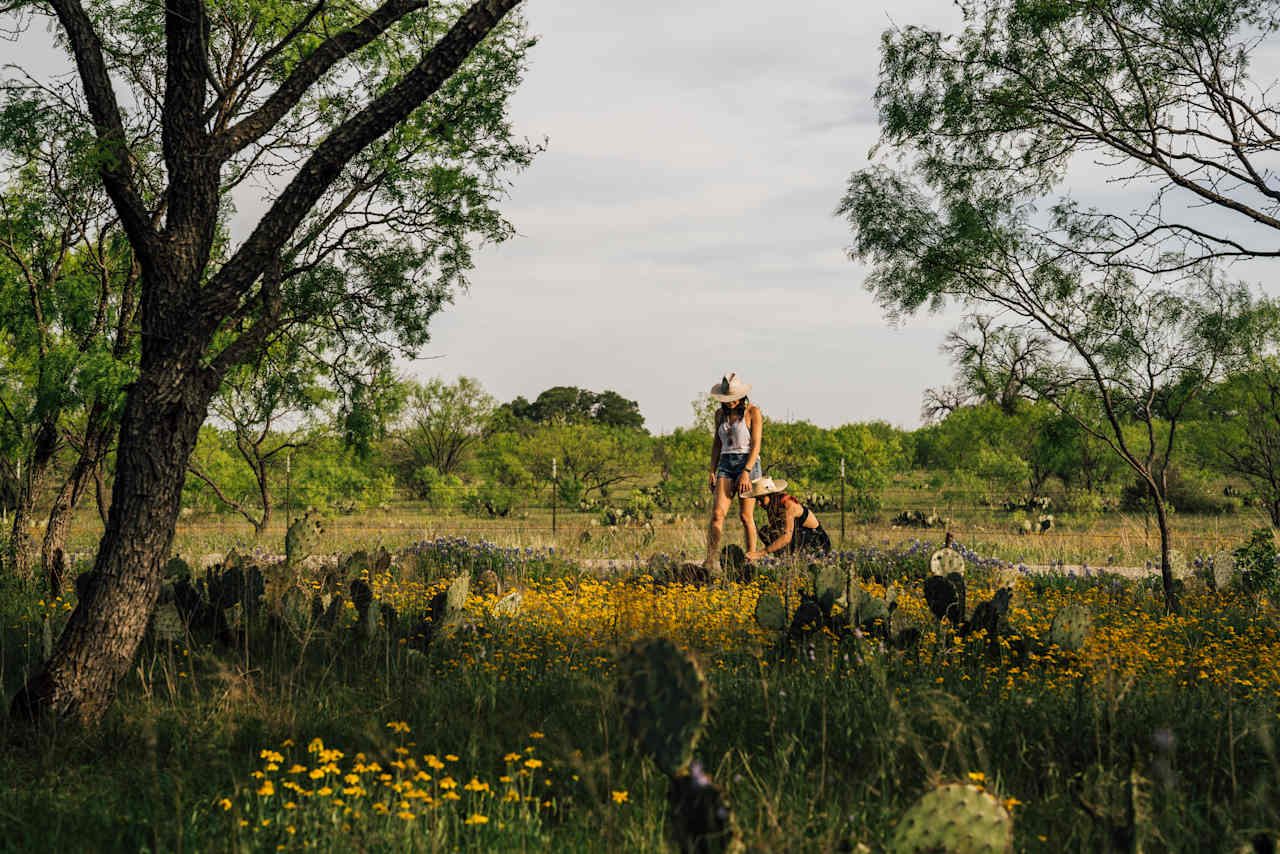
[{"xmin": 744, "ymin": 476, "xmax": 831, "ymax": 560}]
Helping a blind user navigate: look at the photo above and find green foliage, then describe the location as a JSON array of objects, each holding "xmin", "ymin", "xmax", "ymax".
[
  {"xmin": 652, "ymin": 427, "xmax": 708, "ymax": 511},
  {"xmin": 520, "ymin": 422, "xmax": 650, "ymax": 500},
  {"xmin": 495, "ymin": 386, "xmax": 645, "ymax": 431},
  {"xmin": 397, "ymin": 376, "xmax": 495, "ymax": 483},
  {"xmin": 1233, "ymin": 528, "xmax": 1279, "ymax": 595},
  {"xmin": 410, "ymin": 464, "xmax": 466, "ymax": 509},
  {"xmin": 461, "ymin": 480, "xmax": 519, "ymax": 518},
  {"xmin": 1194, "ymin": 355, "xmax": 1280, "ymax": 525}
]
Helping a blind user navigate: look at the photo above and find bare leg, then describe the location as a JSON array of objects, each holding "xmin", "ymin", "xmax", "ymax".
[
  {"xmin": 705, "ymin": 477, "xmax": 735, "ymax": 574},
  {"xmin": 738, "ymin": 495, "xmax": 757, "ymax": 554}
]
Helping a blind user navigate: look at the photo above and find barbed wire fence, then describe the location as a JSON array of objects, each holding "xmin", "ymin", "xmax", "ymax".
[{"xmin": 161, "ymin": 454, "xmax": 1275, "ymax": 561}]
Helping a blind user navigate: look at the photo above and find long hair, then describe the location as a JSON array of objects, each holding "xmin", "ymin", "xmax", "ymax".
[{"xmin": 717, "ymin": 395, "xmax": 750, "ymax": 423}]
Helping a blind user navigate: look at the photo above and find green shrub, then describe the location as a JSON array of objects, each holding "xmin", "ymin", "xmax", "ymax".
[{"xmin": 1233, "ymin": 527, "xmax": 1279, "ymax": 594}]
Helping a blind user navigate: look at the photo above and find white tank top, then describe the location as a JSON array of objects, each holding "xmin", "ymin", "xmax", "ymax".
[{"xmin": 718, "ymin": 415, "xmax": 751, "ymax": 454}]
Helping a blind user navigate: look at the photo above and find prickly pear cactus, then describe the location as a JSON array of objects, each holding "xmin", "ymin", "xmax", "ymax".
[
  {"xmin": 930, "ymin": 548, "xmax": 965, "ymax": 577},
  {"xmin": 152, "ymin": 601, "xmax": 185, "ymax": 642},
  {"xmin": 1167, "ymin": 548, "xmax": 1189, "ymax": 581},
  {"xmin": 1049, "ymin": 603, "xmax": 1092, "ymax": 652},
  {"xmin": 948, "ymin": 571, "xmax": 966, "ymax": 621},
  {"xmin": 667, "ymin": 766, "xmax": 743, "ymax": 854},
  {"xmin": 491, "ymin": 588, "xmax": 524, "ymax": 617},
  {"xmin": 885, "ymin": 583, "xmax": 901, "ymax": 610},
  {"xmin": 445, "ymin": 572, "xmax": 470, "ymax": 619},
  {"xmin": 753, "ymin": 593, "xmax": 787, "ymax": 631},
  {"xmin": 285, "ymin": 513, "xmax": 322, "ymax": 568},
  {"xmin": 857, "ymin": 596, "xmax": 890, "ymax": 628},
  {"xmin": 280, "ymin": 588, "xmax": 311, "ymax": 635},
  {"xmin": 924, "ymin": 575, "xmax": 961, "ymax": 623},
  {"xmin": 889, "ymin": 610, "xmax": 922, "ymax": 650},
  {"xmin": 340, "ymin": 550, "xmax": 370, "ymax": 584},
  {"xmin": 163, "ymin": 556, "xmax": 191, "ymax": 582},
  {"xmin": 812, "ymin": 564, "xmax": 845, "ymax": 605},
  {"xmin": 617, "ymin": 638, "xmax": 709, "ymax": 777},
  {"xmin": 1211, "ymin": 550, "xmax": 1238, "ymax": 592},
  {"xmin": 888, "ymin": 782, "xmax": 1013, "ymax": 854}
]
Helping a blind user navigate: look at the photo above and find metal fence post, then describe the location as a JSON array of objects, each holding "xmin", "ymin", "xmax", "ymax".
[{"xmin": 840, "ymin": 457, "xmax": 846, "ymax": 547}]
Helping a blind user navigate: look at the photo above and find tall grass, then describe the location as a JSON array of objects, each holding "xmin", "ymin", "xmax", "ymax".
[{"xmin": 2, "ymin": 540, "xmax": 1277, "ymax": 851}]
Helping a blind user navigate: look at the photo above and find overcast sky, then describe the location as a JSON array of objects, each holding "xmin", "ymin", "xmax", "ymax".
[{"xmin": 413, "ymin": 0, "xmax": 971, "ymax": 432}]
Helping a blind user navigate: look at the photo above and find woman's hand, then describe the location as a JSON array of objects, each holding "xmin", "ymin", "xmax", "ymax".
[
  {"xmin": 708, "ymin": 472, "xmax": 717, "ymax": 492},
  {"xmin": 745, "ymin": 550, "xmax": 764, "ymax": 561},
  {"xmin": 737, "ymin": 471, "xmax": 751, "ymax": 496}
]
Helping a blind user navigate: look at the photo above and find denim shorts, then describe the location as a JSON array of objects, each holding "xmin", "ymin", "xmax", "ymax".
[{"xmin": 715, "ymin": 453, "xmax": 761, "ymax": 482}]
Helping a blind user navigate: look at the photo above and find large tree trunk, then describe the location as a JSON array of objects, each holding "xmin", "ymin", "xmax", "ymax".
[
  {"xmin": 6, "ymin": 420, "xmax": 61, "ymax": 583},
  {"xmin": 41, "ymin": 409, "xmax": 115, "ymax": 597},
  {"xmin": 12, "ymin": 356, "xmax": 215, "ymax": 724}
]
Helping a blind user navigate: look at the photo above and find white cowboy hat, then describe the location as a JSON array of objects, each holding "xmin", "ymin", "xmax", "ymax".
[
  {"xmin": 709, "ymin": 372, "xmax": 751, "ymax": 402},
  {"xmin": 748, "ymin": 476, "xmax": 787, "ymax": 498}
]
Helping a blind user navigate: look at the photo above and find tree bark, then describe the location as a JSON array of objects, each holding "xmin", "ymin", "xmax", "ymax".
[
  {"xmin": 1152, "ymin": 492, "xmax": 1179, "ymax": 613},
  {"xmin": 12, "ymin": 354, "xmax": 215, "ymax": 724}
]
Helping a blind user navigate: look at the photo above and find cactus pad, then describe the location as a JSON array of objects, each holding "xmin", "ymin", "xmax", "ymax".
[
  {"xmin": 813, "ymin": 564, "xmax": 845, "ymax": 604},
  {"xmin": 753, "ymin": 593, "xmax": 787, "ymax": 631},
  {"xmin": 1049, "ymin": 603, "xmax": 1092, "ymax": 652},
  {"xmin": 930, "ymin": 548, "xmax": 965, "ymax": 577},
  {"xmin": 445, "ymin": 572, "xmax": 470, "ymax": 618},
  {"xmin": 889, "ymin": 782, "xmax": 1013, "ymax": 854},
  {"xmin": 152, "ymin": 602, "xmax": 185, "ymax": 642},
  {"xmin": 1167, "ymin": 549, "xmax": 1189, "ymax": 581},
  {"xmin": 162, "ymin": 557, "xmax": 191, "ymax": 581},
  {"xmin": 492, "ymin": 589, "xmax": 524, "ymax": 617},
  {"xmin": 617, "ymin": 638, "xmax": 709, "ymax": 777},
  {"xmin": 667, "ymin": 769, "xmax": 743, "ymax": 854},
  {"xmin": 857, "ymin": 596, "xmax": 890, "ymax": 629},
  {"xmin": 1211, "ymin": 550, "xmax": 1238, "ymax": 592},
  {"xmin": 924, "ymin": 575, "xmax": 963, "ymax": 623},
  {"xmin": 285, "ymin": 514, "xmax": 322, "ymax": 567}
]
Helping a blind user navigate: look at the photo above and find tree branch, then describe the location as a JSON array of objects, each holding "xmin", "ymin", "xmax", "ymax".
[
  {"xmin": 210, "ymin": 0, "xmax": 432, "ymax": 159},
  {"xmin": 44, "ymin": 0, "xmax": 158, "ymax": 264}
]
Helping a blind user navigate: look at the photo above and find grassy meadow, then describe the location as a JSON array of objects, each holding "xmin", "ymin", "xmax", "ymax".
[{"xmin": 2, "ymin": 500, "xmax": 1279, "ymax": 852}]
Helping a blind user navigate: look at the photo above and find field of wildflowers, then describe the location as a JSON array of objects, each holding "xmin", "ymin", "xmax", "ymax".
[{"xmin": 1, "ymin": 534, "xmax": 1278, "ymax": 851}]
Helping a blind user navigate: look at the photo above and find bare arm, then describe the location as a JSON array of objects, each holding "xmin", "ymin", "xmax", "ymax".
[
  {"xmin": 750, "ymin": 502, "xmax": 802, "ymax": 557},
  {"xmin": 743, "ymin": 405, "xmax": 763, "ymax": 471},
  {"xmin": 708, "ymin": 413, "xmax": 722, "ymax": 490}
]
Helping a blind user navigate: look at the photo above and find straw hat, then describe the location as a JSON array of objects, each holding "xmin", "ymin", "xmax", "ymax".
[
  {"xmin": 709, "ymin": 372, "xmax": 751, "ymax": 402},
  {"xmin": 748, "ymin": 476, "xmax": 787, "ymax": 498}
]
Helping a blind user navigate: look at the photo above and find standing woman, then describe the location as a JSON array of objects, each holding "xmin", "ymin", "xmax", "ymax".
[{"xmin": 705, "ymin": 373, "xmax": 763, "ymax": 574}]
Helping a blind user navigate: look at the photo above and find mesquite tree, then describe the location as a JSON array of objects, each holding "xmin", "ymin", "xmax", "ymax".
[
  {"xmin": 844, "ymin": 0, "xmax": 1280, "ymax": 610},
  {"xmin": 5, "ymin": 0, "xmax": 531, "ymax": 725},
  {"xmin": 842, "ymin": 170, "xmax": 1273, "ymax": 611},
  {"xmin": 0, "ymin": 93, "xmax": 138, "ymax": 590}
]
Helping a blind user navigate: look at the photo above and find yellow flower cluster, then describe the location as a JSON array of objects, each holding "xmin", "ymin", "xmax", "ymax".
[{"xmin": 219, "ymin": 727, "xmax": 597, "ymax": 847}]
